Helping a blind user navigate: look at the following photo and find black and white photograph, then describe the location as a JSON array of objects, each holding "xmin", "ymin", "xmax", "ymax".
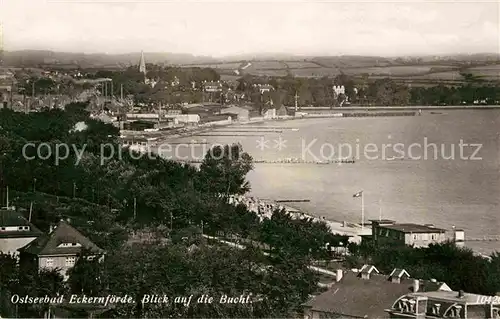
[{"xmin": 0, "ymin": 0, "xmax": 499, "ymax": 318}]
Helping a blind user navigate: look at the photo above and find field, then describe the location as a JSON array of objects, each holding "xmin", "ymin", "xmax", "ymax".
[
  {"xmin": 186, "ymin": 63, "xmax": 243, "ymax": 69},
  {"xmin": 467, "ymin": 65, "xmax": 500, "ymax": 79},
  {"xmin": 343, "ymin": 65, "xmax": 457, "ymax": 76},
  {"xmin": 250, "ymin": 61, "xmax": 287, "ymax": 70},
  {"xmin": 284, "ymin": 61, "xmax": 322, "ymax": 69},
  {"xmin": 178, "ymin": 56, "xmax": 500, "ymax": 84},
  {"xmin": 247, "ymin": 69, "xmax": 289, "ymax": 77},
  {"xmin": 290, "ymin": 67, "xmax": 340, "ymax": 78},
  {"xmin": 406, "ymin": 71, "xmax": 465, "ymax": 81}
]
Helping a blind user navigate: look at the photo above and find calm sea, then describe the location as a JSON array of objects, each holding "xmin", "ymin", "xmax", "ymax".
[{"xmin": 162, "ymin": 110, "xmax": 500, "ymax": 255}]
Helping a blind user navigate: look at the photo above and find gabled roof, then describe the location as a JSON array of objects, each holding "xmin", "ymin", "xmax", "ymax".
[
  {"xmin": 0, "ymin": 209, "xmax": 43, "ymax": 239},
  {"xmin": 303, "ymin": 271, "xmax": 448, "ymax": 318},
  {"xmin": 19, "ymin": 220, "xmax": 103, "ymax": 256},
  {"xmin": 389, "ymin": 268, "xmax": 410, "ymax": 279},
  {"xmin": 360, "ymin": 264, "xmax": 379, "ymax": 274}
]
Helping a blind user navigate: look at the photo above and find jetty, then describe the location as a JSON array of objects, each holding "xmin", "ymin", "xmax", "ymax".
[{"xmin": 177, "ymin": 158, "xmax": 355, "ymax": 165}]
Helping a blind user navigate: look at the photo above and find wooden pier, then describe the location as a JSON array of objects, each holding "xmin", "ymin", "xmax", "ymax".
[{"xmin": 465, "ymin": 236, "xmax": 500, "ymax": 242}]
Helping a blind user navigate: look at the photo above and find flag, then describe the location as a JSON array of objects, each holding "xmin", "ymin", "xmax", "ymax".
[{"xmin": 353, "ymin": 191, "xmax": 363, "ymax": 198}]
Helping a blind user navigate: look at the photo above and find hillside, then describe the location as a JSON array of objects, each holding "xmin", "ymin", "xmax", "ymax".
[
  {"xmin": 1, "ymin": 50, "xmax": 216, "ymax": 68},
  {"xmin": 2, "ymin": 50, "xmax": 499, "ymax": 85}
]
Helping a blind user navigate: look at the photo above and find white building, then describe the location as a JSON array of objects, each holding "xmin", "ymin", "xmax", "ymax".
[
  {"xmin": 164, "ymin": 114, "xmax": 200, "ymax": 124},
  {"xmin": 333, "ymin": 85, "xmax": 345, "ymax": 95},
  {"xmin": 0, "ymin": 207, "xmax": 43, "ymax": 256}
]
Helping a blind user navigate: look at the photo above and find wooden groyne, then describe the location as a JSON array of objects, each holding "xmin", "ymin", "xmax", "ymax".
[
  {"xmin": 300, "ymin": 105, "xmax": 500, "ymax": 111},
  {"xmin": 465, "ymin": 236, "xmax": 500, "ymax": 242},
  {"xmin": 177, "ymin": 158, "xmax": 356, "ymax": 165},
  {"xmin": 342, "ymin": 112, "xmax": 416, "ymax": 117}
]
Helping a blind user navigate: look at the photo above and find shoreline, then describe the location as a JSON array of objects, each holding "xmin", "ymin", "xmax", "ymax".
[
  {"xmin": 119, "ymin": 105, "xmax": 500, "ymax": 141},
  {"xmin": 229, "ymin": 194, "xmax": 369, "ymax": 241}
]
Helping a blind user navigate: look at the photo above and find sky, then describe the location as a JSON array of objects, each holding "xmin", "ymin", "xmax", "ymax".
[{"xmin": 0, "ymin": 0, "xmax": 499, "ymax": 57}]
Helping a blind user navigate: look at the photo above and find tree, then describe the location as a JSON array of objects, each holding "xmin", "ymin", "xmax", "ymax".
[
  {"xmin": 67, "ymin": 249, "xmax": 105, "ymax": 295},
  {"xmin": 197, "ymin": 144, "xmax": 254, "ymax": 198}
]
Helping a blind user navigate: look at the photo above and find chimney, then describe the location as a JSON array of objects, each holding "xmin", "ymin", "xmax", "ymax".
[
  {"xmin": 336, "ymin": 269, "xmax": 343, "ymax": 282},
  {"xmin": 413, "ymin": 279, "xmax": 420, "ymax": 292},
  {"xmin": 458, "ymin": 290, "xmax": 464, "ymax": 298}
]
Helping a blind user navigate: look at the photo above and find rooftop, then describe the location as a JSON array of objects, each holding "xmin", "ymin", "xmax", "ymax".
[
  {"xmin": 0, "ymin": 208, "xmax": 43, "ymax": 238},
  {"xmin": 407, "ymin": 290, "xmax": 500, "ymax": 305},
  {"xmin": 303, "ymin": 269, "xmax": 450, "ymax": 318},
  {"xmin": 380, "ymin": 223, "xmax": 447, "ymax": 233},
  {"xmin": 19, "ymin": 220, "xmax": 103, "ymax": 256}
]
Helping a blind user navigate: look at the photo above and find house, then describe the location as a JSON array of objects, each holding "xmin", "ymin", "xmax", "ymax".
[
  {"xmin": 256, "ymin": 84, "xmax": 274, "ymax": 94},
  {"xmin": 220, "ymin": 105, "xmax": 250, "ymax": 122},
  {"xmin": 18, "ymin": 219, "xmax": 104, "ymax": 280},
  {"xmin": 199, "ymin": 114, "xmax": 232, "ymax": 125},
  {"xmin": 203, "ymin": 81, "xmax": 222, "ymax": 92},
  {"xmin": 333, "ymin": 85, "xmax": 345, "ymax": 95},
  {"xmin": 386, "ymin": 290, "xmax": 500, "ymax": 318},
  {"xmin": 369, "ymin": 220, "xmax": 464, "ymax": 248},
  {"xmin": 91, "ymin": 112, "xmax": 115, "ymax": 123},
  {"xmin": 164, "ymin": 114, "xmax": 200, "ymax": 125},
  {"xmin": 302, "ymin": 266, "xmax": 451, "ymax": 319},
  {"xmin": 0, "ymin": 85, "xmax": 11, "ymax": 108},
  {"xmin": 0, "ymin": 207, "xmax": 43, "ymax": 256},
  {"xmin": 125, "ymin": 113, "xmax": 160, "ymax": 122}
]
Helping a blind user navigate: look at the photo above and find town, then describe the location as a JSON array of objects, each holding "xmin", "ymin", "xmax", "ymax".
[
  {"xmin": 1, "ymin": 1, "xmax": 500, "ymax": 317},
  {"xmin": 0, "ymin": 51, "xmax": 499, "ymax": 317}
]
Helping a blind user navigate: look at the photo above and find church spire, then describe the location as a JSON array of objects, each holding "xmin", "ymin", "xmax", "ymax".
[{"xmin": 139, "ymin": 51, "xmax": 146, "ymax": 75}]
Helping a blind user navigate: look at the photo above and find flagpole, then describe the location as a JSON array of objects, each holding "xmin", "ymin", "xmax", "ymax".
[
  {"xmin": 361, "ymin": 192, "xmax": 364, "ymax": 231},
  {"xmin": 379, "ymin": 199, "xmax": 382, "ymax": 221}
]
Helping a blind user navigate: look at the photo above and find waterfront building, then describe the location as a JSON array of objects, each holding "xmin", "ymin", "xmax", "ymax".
[
  {"xmin": 368, "ymin": 220, "xmax": 464, "ymax": 248},
  {"xmin": 19, "ymin": 219, "xmax": 104, "ymax": 280},
  {"xmin": 303, "ymin": 266, "xmax": 451, "ymax": 319},
  {"xmin": 0, "ymin": 207, "xmax": 43, "ymax": 256},
  {"xmin": 255, "ymin": 84, "xmax": 274, "ymax": 94},
  {"xmin": 164, "ymin": 114, "xmax": 200, "ymax": 125},
  {"xmin": 386, "ymin": 290, "xmax": 500, "ymax": 318},
  {"xmin": 220, "ymin": 105, "xmax": 250, "ymax": 122}
]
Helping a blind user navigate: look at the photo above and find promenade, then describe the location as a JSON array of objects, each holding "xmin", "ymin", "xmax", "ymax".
[
  {"xmin": 228, "ymin": 195, "xmax": 371, "ymax": 241},
  {"xmin": 301, "ymin": 105, "xmax": 500, "ymax": 112}
]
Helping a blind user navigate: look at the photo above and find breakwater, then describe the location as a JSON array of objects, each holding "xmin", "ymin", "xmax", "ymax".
[
  {"xmin": 300, "ymin": 105, "xmax": 500, "ymax": 111},
  {"xmin": 178, "ymin": 158, "xmax": 356, "ymax": 165},
  {"xmin": 342, "ymin": 112, "xmax": 416, "ymax": 117}
]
